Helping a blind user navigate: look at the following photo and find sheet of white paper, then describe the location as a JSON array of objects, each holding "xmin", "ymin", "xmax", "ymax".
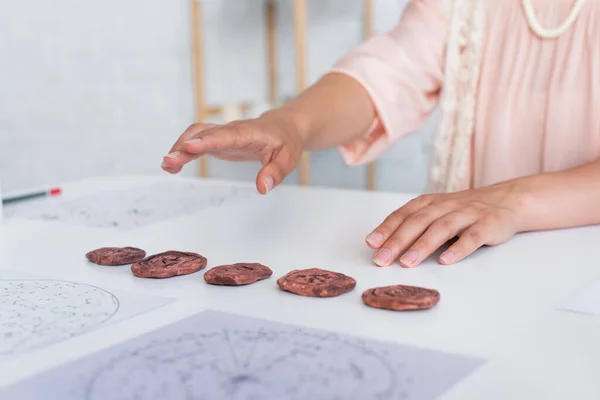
[
  {"xmin": 0, "ymin": 310, "xmax": 484, "ymax": 400},
  {"xmin": 559, "ymin": 278, "xmax": 600, "ymax": 316},
  {"xmin": 0, "ymin": 269, "xmax": 174, "ymax": 363},
  {"xmin": 4, "ymin": 181, "xmax": 254, "ymax": 230}
]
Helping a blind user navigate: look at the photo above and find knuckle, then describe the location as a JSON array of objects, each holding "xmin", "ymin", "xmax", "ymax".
[
  {"xmin": 470, "ymin": 200, "xmax": 488, "ymax": 209},
  {"xmin": 226, "ymin": 122, "xmax": 246, "ymax": 135},
  {"xmin": 190, "ymin": 122, "xmax": 213, "ymax": 132},
  {"xmin": 481, "ymin": 213, "xmax": 500, "ymax": 226},
  {"xmin": 433, "ymin": 218, "xmax": 454, "ymax": 236},
  {"xmin": 440, "ymin": 199, "xmax": 458, "ymax": 209},
  {"xmin": 403, "ymin": 199, "xmax": 419, "ymax": 209},
  {"xmin": 388, "ymin": 208, "xmax": 406, "ymax": 221},
  {"xmin": 406, "ymin": 196, "xmax": 426, "ymax": 208},
  {"xmin": 416, "ymin": 194, "xmax": 434, "ymax": 206},
  {"xmin": 418, "ymin": 194, "xmax": 434, "ymax": 202},
  {"xmin": 268, "ymin": 131, "xmax": 285, "ymax": 145},
  {"xmin": 229, "ymin": 119, "xmax": 249, "ymax": 131},
  {"xmin": 411, "ymin": 212, "xmax": 430, "ymax": 224},
  {"xmin": 462, "ymin": 205, "xmax": 481, "ymax": 215},
  {"xmin": 464, "ymin": 229, "xmax": 484, "ymax": 243}
]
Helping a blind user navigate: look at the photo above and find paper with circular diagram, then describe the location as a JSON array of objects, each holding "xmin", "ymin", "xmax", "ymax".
[
  {"xmin": 1, "ymin": 309, "xmax": 484, "ymax": 400},
  {"xmin": 0, "ymin": 270, "xmax": 174, "ymax": 363},
  {"xmin": 4, "ymin": 181, "xmax": 254, "ymax": 230}
]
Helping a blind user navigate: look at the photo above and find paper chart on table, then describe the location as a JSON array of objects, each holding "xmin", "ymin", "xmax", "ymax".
[
  {"xmin": 0, "ymin": 309, "xmax": 485, "ymax": 400},
  {"xmin": 3, "ymin": 180, "xmax": 255, "ymax": 230},
  {"xmin": 0, "ymin": 269, "xmax": 174, "ymax": 363},
  {"xmin": 559, "ymin": 278, "xmax": 600, "ymax": 317}
]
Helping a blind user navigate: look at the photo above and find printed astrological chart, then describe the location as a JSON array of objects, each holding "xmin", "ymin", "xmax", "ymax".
[
  {"xmin": 1, "ymin": 311, "xmax": 484, "ymax": 400},
  {"xmin": 1, "ymin": 280, "xmax": 118, "ymax": 356},
  {"xmin": 0, "ymin": 270, "xmax": 174, "ymax": 363},
  {"xmin": 4, "ymin": 181, "xmax": 255, "ymax": 230}
]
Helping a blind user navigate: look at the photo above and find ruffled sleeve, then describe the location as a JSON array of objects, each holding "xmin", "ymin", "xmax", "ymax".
[{"xmin": 329, "ymin": 0, "xmax": 448, "ymax": 165}]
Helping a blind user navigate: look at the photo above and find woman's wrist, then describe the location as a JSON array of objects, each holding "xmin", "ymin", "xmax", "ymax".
[
  {"xmin": 260, "ymin": 74, "xmax": 377, "ymax": 152},
  {"xmin": 259, "ymin": 107, "xmax": 313, "ymax": 149},
  {"xmin": 507, "ymin": 167, "xmax": 593, "ymax": 233},
  {"xmin": 504, "ymin": 176, "xmax": 540, "ymax": 233}
]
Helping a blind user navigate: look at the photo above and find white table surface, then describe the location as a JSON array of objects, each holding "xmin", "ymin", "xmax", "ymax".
[{"xmin": 1, "ymin": 175, "xmax": 600, "ymax": 399}]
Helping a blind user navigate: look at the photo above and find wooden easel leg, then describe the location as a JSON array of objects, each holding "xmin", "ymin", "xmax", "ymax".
[
  {"xmin": 266, "ymin": 0, "xmax": 278, "ymax": 106},
  {"xmin": 363, "ymin": 0, "xmax": 376, "ymax": 191},
  {"xmin": 294, "ymin": 0, "xmax": 310, "ymax": 186},
  {"xmin": 190, "ymin": 0, "xmax": 208, "ymax": 178}
]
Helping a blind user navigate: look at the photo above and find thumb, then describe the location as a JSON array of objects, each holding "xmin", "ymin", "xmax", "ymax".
[{"xmin": 256, "ymin": 149, "xmax": 299, "ymax": 195}]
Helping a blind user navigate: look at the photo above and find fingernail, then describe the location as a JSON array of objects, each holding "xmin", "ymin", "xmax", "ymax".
[
  {"xmin": 400, "ymin": 250, "xmax": 419, "ymax": 267},
  {"xmin": 440, "ymin": 251, "xmax": 454, "ymax": 264},
  {"xmin": 373, "ymin": 248, "xmax": 392, "ymax": 267},
  {"xmin": 165, "ymin": 151, "xmax": 180, "ymax": 159},
  {"xmin": 366, "ymin": 232, "xmax": 384, "ymax": 247},
  {"xmin": 184, "ymin": 138, "xmax": 202, "ymax": 144},
  {"xmin": 161, "ymin": 161, "xmax": 169, "ymax": 168},
  {"xmin": 264, "ymin": 176, "xmax": 274, "ymax": 193}
]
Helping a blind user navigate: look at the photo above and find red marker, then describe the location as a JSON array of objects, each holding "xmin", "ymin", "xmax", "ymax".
[{"xmin": 2, "ymin": 187, "xmax": 62, "ymax": 205}]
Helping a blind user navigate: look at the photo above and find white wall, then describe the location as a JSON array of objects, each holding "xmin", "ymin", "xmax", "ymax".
[{"xmin": 0, "ymin": 0, "xmax": 435, "ymax": 194}]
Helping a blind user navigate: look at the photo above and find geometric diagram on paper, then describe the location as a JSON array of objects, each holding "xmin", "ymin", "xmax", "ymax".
[
  {"xmin": 0, "ymin": 280, "xmax": 119, "ymax": 355},
  {"xmin": 0, "ymin": 311, "xmax": 485, "ymax": 400},
  {"xmin": 4, "ymin": 182, "xmax": 254, "ymax": 230},
  {"xmin": 84, "ymin": 328, "xmax": 409, "ymax": 400}
]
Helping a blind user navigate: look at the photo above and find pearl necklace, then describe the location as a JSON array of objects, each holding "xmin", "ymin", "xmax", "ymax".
[{"xmin": 522, "ymin": 0, "xmax": 585, "ymax": 39}]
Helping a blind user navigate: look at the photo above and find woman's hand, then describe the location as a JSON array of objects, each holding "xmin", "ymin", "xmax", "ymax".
[
  {"xmin": 161, "ymin": 74, "xmax": 379, "ymax": 196},
  {"xmin": 161, "ymin": 111, "xmax": 304, "ymax": 195},
  {"xmin": 365, "ymin": 182, "xmax": 529, "ymax": 267}
]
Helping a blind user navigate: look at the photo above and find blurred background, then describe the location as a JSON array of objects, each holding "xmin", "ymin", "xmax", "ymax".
[{"xmin": 0, "ymin": 0, "xmax": 438, "ymax": 194}]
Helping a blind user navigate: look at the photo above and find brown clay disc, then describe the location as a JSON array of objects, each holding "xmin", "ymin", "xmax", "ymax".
[
  {"xmin": 276, "ymin": 268, "xmax": 356, "ymax": 298},
  {"xmin": 131, "ymin": 251, "xmax": 207, "ymax": 279},
  {"xmin": 86, "ymin": 247, "xmax": 146, "ymax": 266},
  {"xmin": 362, "ymin": 285, "xmax": 440, "ymax": 311},
  {"xmin": 204, "ymin": 263, "xmax": 273, "ymax": 286}
]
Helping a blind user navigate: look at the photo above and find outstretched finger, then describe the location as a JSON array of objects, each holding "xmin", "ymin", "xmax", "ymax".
[
  {"xmin": 397, "ymin": 211, "xmax": 477, "ymax": 268},
  {"xmin": 169, "ymin": 123, "xmax": 216, "ymax": 154},
  {"xmin": 365, "ymin": 195, "xmax": 434, "ymax": 250},
  {"xmin": 162, "ymin": 123, "xmax": 216, "ymax": 173},
  {"xmin": 182, "ymin": 124, "xmax": 263, "ymax": 156},
  {"xmin": 161, "ymin": 150, "xmax": 200, "ymax": 174}
]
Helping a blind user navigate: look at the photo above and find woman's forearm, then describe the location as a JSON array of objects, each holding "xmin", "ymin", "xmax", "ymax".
[
  {"xmin": 515, "ymin": 159, "xmax": 600, "ymax": 232},
  {"xmin": 263, "ymin": 73, "xmax": 376, "ymax": 151}
]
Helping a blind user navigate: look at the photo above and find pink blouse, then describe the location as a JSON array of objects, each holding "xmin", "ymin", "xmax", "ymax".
[{"xmin": 331, "ymin": 0, "xmax": 600, "ymax": 189}]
